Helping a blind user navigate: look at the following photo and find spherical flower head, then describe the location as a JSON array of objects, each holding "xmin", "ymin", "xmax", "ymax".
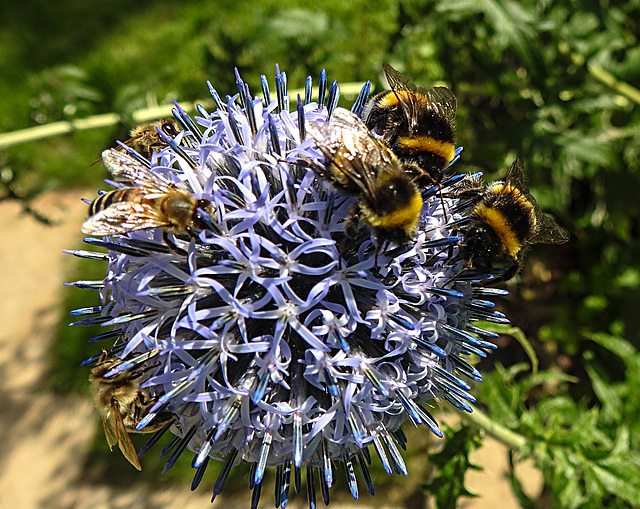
[{"xmin": 68, "ymin": 66, "xmax": 505, "ymax": 505}]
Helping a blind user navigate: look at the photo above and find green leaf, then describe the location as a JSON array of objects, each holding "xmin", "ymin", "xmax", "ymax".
[{"xmin": 422, "ymin": 424, "xmax": 483, "ymax": 508}]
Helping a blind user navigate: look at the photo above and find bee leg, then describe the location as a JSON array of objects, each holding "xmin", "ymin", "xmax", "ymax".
[
  {"xmin": 162, "ymin": 231, "xmax": 187, "ymax": 256},
  {"xmin": 374, "ymin": 243, "xmax": 382, "ymax": 267},
  {"xmin": 338, "ymin": 204, "xmax": 361, "ymax": 268},
  {"xmin": 494, "ymin": 262, "xmax": 519, "ymax": 283},
  {"xmin": 344, "ymin": 204, "xmax": 361, "ymax": 240},
  {"xmin": 438, "ymin": 186, "xmax": 448, "ymax": 223},
  {"xmin": 439, "ymin": 251, "xmax": 468, "ymax": 287},
  {"xmin": 98, "ymin": 348, "xmax": 109, "ymax": 363},
  {"xmin": 441, "ymin": 266, "xmax": 469, "ymax": 288}
]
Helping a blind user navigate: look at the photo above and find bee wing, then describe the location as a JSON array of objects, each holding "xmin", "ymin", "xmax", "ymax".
[
  {"xmin": 503, "ymin": 157, "xmax": 530, "ymax": 194},
  {"xmin": 530, "ymin": 212, "xmax": 570, "ymax": 245},
  {"xmin": 81, "ymin": 201, "xmax": 171, "ymax": 235},
  {"xmin": 499, "ymin": 158, "xmax": 569, "ymax": 245},
  {"xmin": 490, "ymin": 157, "xmax": 530, "ymax": 204},
  {"xmin": 307, "ymin": 108, "xmax": 368, "ymax": 151},
  {"xmin": 102, "ymin": 413, "xmax": 119, "ymax": 450},
  {"xmin": 383, "ymin": 63, "xmax": 457, "ymax": 127},
  {"xmin": 382, "ymin": 63, "xmax": 418, "ymax": 93},
  {"xmin": 422, "ymin": 86, "xmax": 457, "ymax": 124},
  {"xmin": 111, "ymin": 403, "xmax": 142, "ymax": 470},
  {"xmin": 307, "ymin": 108, "xmax": 397, "ymax": 197},
  {"xmin": 101, "ymin": 149, "xmax": 174, "ymax": 191}
]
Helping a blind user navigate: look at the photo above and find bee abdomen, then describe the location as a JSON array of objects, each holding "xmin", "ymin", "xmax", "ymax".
[{"xmin": 89, "ymin": 188, "xmax": 139, "ymax": 215}]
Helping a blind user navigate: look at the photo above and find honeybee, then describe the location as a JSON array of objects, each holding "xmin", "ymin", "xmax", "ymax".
[
  {"xmin": 90, "ymin": 350, "xmax": 174, "ymax": 470},
  {"xmin": 455, "ymin": 157, "xmax": 569, "ymax": 281},
  {"xmin": 306, "ymin": 107, "xmax": 423, "ymax": 255},
  {"xmin": 120, "ymin": 119, "xmax": 180, "ymax": 160},
  {"xmin": 82, "ymin": 149, "xmax": 215, "ymax": 251},
  {"xmin": 362, "ymin": 63, "xmax": 457, "ymax": 187}
]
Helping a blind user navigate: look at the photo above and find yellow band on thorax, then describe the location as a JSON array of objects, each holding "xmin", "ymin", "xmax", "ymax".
[
  {"xmin": 474, "ymin": 205, "xmax": 522, "ymax": 257},
  {"xmin": 396, "ymin": 136, "xmax": 455, "ymax": 163}
]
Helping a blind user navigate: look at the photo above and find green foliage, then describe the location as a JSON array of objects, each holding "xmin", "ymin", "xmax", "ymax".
[
  {"xmin": 474, "ymin": 332, "xmax": 640, "ymax": 507},
  {"xmin": 28, "ymin": 65, "xmax": 102, "ymax": 124},
  {"xmin": 422, "ymin": 424, "xmax": 483, "ymax": 508}
]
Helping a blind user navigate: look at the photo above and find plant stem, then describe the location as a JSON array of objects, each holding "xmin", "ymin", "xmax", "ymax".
[{"xmin": 460, "ymin": 404, "xmax": 527, "ymax": 451}]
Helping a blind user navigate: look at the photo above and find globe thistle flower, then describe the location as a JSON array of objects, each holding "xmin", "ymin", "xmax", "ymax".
[{"xmin": 66, "ymin": 66, "xmax": 506, "ymax": 507}]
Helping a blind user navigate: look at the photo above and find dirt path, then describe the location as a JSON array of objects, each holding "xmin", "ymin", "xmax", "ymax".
[{"xmin": 0, "ymin": 189, "xmax": 539, "ymax": 508}]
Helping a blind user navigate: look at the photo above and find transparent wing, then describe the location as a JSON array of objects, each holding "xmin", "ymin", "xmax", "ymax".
[
  {"xmin": 500, "ymin": 158, "xmax": 570, "ymax": 245},
  {"xmin": 81, "ymin": 201, "xmax": 170, "ymax": 235},
  {"xmin": 383, "ymin": 63, "xmax": 457, "ymax": 125},
  {"xmin": 101, "ymin": 149, "xmax": 173, "ymax": 191},
  {"xmin": 382, "ymin": 63, "xmax": 418, "ymax": 93},
  {"xmin": 102, "ymin": 413, "xmax": 119, "ymax": 449},
  {"xmin": 307, "ymin": 108, "xmax": 371, "ymax": 153},
  {"xmin": 112, "ymin": 403, "xmax": 142, "ymax": 470},
  {"xmin": 307, "ymin": 108, "xmax": 399, "ymax": 197},
  {"xmin": 503, "ymin": 157, "xmax": 530, "ymax": 194},
  {"xmin": 530, "ymin": 212, "xmax": 570, "ymax": 245},
  {"xmin": 422, "ymin": 86, "xmax": 457, "ymax": 125}
]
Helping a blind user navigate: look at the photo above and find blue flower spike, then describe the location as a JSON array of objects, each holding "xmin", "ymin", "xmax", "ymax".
[{"xmin": 70, "ymin": 66, "xmax": 505, "ymax": 507}]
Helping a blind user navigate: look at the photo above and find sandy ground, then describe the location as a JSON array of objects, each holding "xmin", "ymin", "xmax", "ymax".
[{"xmin": 0, "ymin": 189, "xmax": 541, "ymax": 509}]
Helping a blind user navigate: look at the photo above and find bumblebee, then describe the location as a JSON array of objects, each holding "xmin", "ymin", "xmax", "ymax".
[
  {"xmin": 120, "ymin": 119, "xmax": 180, "ymax": 160},
  {"xmin": 362, "ymin": 63, "xmax": 457, "ymax": 187},
  {"xmin": 306, "ymin": 107, "xmax": 423, "ymax": 254},
  {"xmin": 90, "ymin": 350, "xmax": 174, "ymax": 470},
  {"xmin": 82, "ymin": 149, "xmax": 215, "ymax": 251},
  {"xmin": 456, "ymin": 157, "xmax": 569, "ymax": 281}
]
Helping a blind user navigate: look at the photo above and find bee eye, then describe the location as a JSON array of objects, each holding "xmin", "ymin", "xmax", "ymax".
[{"xmin": 162, "ymin": 123, "xmax": 178, "ymax": 136}]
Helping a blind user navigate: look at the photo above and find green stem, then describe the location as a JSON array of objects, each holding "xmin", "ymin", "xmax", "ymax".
[
  {"xmin": 565, "ymin": 47, "xmax": 640, "ymax": 106},
  {"xmin": 0, "ymin": 113, "xmax": 120, "ymax": 149},
  {"xmin": 587, "ymin": 61, "xmax": 640, "ymax": 106},
  {"xmin": 460, "ymin": 404, "xmax": 527, "ymax": 451},
  {"xmin": 0, "ymin": 83, "xmax": 368, "ymax": 149}
]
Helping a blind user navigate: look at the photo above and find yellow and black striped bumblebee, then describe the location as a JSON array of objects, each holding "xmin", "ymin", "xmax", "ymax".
[
  {"xmin": 362, "ymin": 63, "xmax": 457, "ymax": 187},
  {"xmin": 306, "ymin": 107, "xmax": 423, "ymax": 253},
  {"xmin": 454, "ymin": 157, "xmax": 569, "ymax": 281}
]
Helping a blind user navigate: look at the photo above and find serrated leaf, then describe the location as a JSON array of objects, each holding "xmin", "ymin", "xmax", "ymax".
[{"xmin": 422, "ymin": 425, "xmax": 483, "ymax": 508}]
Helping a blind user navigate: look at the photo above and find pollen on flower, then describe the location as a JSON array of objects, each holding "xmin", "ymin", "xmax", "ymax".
[{"xmin": 68, "ymin": 65, "xmax": 505, "ymax": 506}]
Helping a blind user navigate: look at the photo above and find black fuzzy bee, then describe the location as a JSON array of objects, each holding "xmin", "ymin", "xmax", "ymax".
[
  {"xmin": 306, "ymin": 108, "xmax": 423, "ymax": 254},
  {"xmin": 454, "ymin": 158, "xmax": 570, "ymax": 281},
  {"xmin": 362, "ymin": 63, "xmax": 457, "ymax": 188}
]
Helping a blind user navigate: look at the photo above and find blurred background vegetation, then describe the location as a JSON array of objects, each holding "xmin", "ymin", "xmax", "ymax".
[{"xmin": 2, "ymin": 0, "xmax": 639, "ymax": 507}]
